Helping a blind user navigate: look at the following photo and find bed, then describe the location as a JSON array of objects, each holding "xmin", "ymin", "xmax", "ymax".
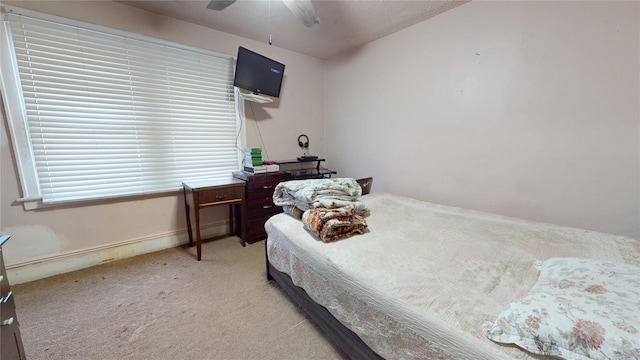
[{"xmin": 265, "ymin": 178, "xmax": 640, "ymax": 360}]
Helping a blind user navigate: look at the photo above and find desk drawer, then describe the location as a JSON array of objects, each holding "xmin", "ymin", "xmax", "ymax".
[
  {"xmin": 246, "ymin": 213, "xmax": 280, "ymax": 243},
  {"xmin": 197, "ymin": 186, "xmax": 244, "ymax": 205},
  {"xmin": 247, "ymin": 187, "xmax": 276, "ymax": 203},
  {"xmin": 246, "ymin": 173, "xmax": 285, "ymax": 192},
  {"xmin": 247, "ymin": 200, "xmax": 281, "ymax": 218}
]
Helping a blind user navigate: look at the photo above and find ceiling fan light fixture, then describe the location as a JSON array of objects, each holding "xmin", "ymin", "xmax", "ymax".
[
  {"xmin": 206, "ymin": 0, "xmax": 236, "ymax": 11},
  {"xmin": 282, "ymin": 0, "xmax": 320, "ymax": 27}
]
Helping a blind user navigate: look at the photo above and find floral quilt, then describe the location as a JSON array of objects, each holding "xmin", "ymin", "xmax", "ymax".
[{"xmin": 302, "ymin": 205, "xmax": 368, "ymax": 242}]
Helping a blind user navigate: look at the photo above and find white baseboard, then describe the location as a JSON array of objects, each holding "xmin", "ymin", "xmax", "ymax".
[{"xmin": 6, "ymin": 222, "xmax": 229, "ymax": 285}]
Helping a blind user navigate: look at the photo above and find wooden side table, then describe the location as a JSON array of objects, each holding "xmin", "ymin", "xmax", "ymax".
[
  {"xmin": 182, "ymin": 178, "xmax": 246, "ymax": 261},
  {"xmin": 1, "ymin": 235, "xmax": 26, "ymax": 360},
  {"xmin": 232, "ymin": 171, "xmax": 286, "ymax": 244}
]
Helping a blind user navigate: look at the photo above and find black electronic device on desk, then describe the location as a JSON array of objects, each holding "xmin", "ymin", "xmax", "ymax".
[
  {"xmin": 274, "ymin": 158, "xmax": 336, "ymax": 180},
  {"xmin": 296, "ymin": 134, "xmax": 320, "ymax": 162}
]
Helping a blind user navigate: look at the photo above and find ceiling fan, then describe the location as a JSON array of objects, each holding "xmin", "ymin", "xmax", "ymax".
[{"xmin": 206, "ymin": 0, "xmax": 320, "ymax": 27}]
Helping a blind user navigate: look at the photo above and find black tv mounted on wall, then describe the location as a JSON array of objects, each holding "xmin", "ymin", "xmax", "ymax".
[{"xmin": 233, "ymin": 46, "xmax": 285, "ymax": 98}]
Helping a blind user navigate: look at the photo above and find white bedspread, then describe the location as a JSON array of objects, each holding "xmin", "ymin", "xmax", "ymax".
[{"xmin": 265, "ymin": 192, "xmax": 640, "ymax": 360}]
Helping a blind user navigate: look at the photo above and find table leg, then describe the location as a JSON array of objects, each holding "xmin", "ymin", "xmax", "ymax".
[
  {"xmin": 240, "ymin": 201, "xmax": 246, "ymax": 247},
  {"xmin": 194, "ymin": 205, "xmax": 202, "ymax": 261},
  {"xmin": 229, "ymin": 203, "xmax": 246, "ymax": 247},
  {"xmin": 184, "ymin": 188, "xmax": 194, "ymax": 247},
  {"xmin": 228, "ymin": 204, "xmax": 234, "ymax": 237}
]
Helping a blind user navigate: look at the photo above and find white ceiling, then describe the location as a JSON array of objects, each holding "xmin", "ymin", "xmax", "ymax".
[{"xmin": 118, "ymin": 0, "xmax": 467, "ymax": 59}]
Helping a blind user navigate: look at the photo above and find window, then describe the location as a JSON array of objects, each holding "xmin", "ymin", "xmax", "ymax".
[{"xmin": 1, "ymin": 8, "xmax": 244, "ymax": 210}]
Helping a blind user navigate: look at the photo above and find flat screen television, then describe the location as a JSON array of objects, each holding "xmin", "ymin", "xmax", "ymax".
[{"xmin": 233, "ymin": 47, "xmax": 285, "ymax": 98}]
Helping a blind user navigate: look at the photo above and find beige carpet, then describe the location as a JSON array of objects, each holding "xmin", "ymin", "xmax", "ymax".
[{"xmin": 12, "ymin": 237, "xmax": 348, "ymax": 360}]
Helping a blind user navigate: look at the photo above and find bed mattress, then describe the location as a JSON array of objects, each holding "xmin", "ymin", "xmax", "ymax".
[{"xmin": 265, "ymin": 192, "xmax": 639, "ymax": 359}]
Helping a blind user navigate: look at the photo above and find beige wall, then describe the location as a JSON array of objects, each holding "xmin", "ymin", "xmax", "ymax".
[
  {"xmin": 325, "ymin": 1, "xmax": 639, "ymax": 238},
  {"xmin": 0, "ymin": 0, "xmax": 324, "ymax": 267}
]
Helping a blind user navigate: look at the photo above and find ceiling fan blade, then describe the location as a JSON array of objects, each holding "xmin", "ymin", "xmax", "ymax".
[
  {"xmin": 206, "ymin": 0, "xmax": 236, "ymax": 11},
  {"xmin": 282, "ymin": 0, "xmax": 320, "ymax": 27}
]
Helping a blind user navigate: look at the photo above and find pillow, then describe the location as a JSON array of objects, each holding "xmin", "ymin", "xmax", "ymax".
[{"xmin": 483, "ymin": 257, "xmax": 640, "ymax": 360}]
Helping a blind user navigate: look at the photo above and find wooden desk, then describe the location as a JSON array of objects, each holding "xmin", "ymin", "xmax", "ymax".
[{"xmin": 182, "ymin": 178, "xmax": 246, "ymax": 261}]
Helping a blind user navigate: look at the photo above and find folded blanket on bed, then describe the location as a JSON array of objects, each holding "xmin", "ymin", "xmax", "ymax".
[
  {"xmin": 273, "ymin": 178, "xmax": 369, "ymax": 216},
  {"xmin": 302, "ymin": 206, "xmax": 368, "ymax": 242}
]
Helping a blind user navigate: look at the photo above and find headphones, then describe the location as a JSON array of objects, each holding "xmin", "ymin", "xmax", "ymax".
[{"xmin": 298, "ymin": 134, "xmax": 309, "ymax": 149}]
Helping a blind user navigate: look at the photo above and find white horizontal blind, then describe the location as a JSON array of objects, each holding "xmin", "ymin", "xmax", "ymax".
[{"xmin": 6, "ymin": 13, "xmax": 238, "ymax": 204}]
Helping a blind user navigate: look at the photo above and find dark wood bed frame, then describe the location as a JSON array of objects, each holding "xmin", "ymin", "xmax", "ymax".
[
  {"xmin": 266, "ymin": 261, "xmax": 383, "ymax": 359},
  {"xmin": 265, "ymin": 178, "xmax": 382, "ymax": 359}
]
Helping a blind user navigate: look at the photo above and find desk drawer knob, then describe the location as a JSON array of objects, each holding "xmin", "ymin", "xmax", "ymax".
[
  {"xmin": 262, "ymin": 205, "xmax": 273, "ymax": 209},
  {"xmin": 262, "ymin": 185, "xmax": 273, "ymax": 189},
  {"xmin": 215, "ymin": 195, "xmax": 228, "ymax": 200},
  {"xmin": 1, "ymin": 291, "xmax": 12, "ymax": 303},
  {"xmin": 1, "ymin": 317, "xmax": 14, "ymax": 326}
]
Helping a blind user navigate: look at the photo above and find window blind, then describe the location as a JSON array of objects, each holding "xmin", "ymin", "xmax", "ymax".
[{"xmin": 5, "ymin": 13, "xmax": 239, "ymax": 204}]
